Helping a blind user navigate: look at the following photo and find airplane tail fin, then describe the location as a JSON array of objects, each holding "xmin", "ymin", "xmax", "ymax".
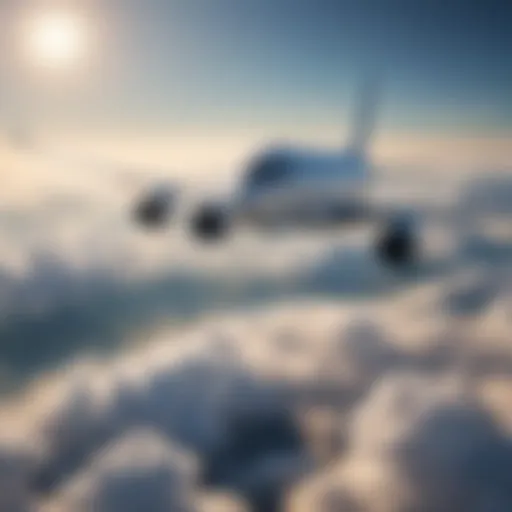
[{"xmin": 348, "ymin": 77, "xmax": 381, "ymax": 155}]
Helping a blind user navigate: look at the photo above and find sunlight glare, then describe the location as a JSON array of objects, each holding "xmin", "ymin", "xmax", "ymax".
[{"xmin": 25, "ymin": 11, "xmax": 88, "ymax": 70}]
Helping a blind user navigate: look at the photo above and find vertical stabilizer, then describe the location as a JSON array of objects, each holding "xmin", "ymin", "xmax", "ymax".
[{"xmin": 348, "ymin": 77, "xmax": 381, "ymax": 155}]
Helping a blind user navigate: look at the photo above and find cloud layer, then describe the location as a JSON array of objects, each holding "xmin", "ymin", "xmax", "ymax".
[{"xmin": 0, "ymin": 141, "xmax": 511, "ymax": 510}]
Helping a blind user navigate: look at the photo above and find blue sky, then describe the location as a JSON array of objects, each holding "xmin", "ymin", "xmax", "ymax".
[{"xmin": 0, "ymin": 0, "xmax": 510, "ymax": 135}]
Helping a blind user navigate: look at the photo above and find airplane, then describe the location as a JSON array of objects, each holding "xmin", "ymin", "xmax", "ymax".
[
  {"xmin": 17, "ymin": 78, "xmax": 419, "ymax": 267},
  {"xmin": 188, "ymin": 80, "xmax": 419, "ymax": 267}
]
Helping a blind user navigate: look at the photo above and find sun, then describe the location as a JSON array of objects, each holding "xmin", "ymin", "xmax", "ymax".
[{"xmin": 25, "ymin": 11, "xmax": 88, "ymax": 70}]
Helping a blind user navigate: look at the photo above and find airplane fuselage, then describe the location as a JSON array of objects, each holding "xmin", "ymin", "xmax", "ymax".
[{"xmin": 231, "ymin": 145, "xmax": 373, "ymax": 228}]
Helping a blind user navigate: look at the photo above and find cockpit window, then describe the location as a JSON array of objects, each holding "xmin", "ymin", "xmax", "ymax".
[{"xmin": 245, "ymin": 153, "xmax": 292, "ymax": 189}]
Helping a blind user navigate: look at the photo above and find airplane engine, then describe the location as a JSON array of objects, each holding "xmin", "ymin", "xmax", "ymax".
[
  {"xmin": 375, "ymin": 213, "xmax": 418, "ymax": 268},
  {"xmin": 191, "ymin": 202, "xmax": 230, "ymax": 241},
  {"xmin": 133, "ymin": 185, "xmax": 177, "ymax": 229}
]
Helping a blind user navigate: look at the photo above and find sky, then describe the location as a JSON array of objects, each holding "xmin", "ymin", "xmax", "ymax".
[{"xmin": 0, "ymin": 0, "xmax": 510, "ymax": 138}]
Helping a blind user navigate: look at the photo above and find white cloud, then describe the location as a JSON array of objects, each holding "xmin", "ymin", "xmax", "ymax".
[
  {"xmin": 0, "ymin": 141, "xmax": 511, "ymax": 511},
  {"xmin": 290, "ymin": 373, "xmax": 512, "ymax": 512},
  {"xmin": 53, "ymin": 428, "xmax": 198, "ymax": 512}
]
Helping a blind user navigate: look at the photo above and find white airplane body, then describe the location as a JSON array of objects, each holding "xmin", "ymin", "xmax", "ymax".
[{"xmin": 231, "ymin": 146, "xmax": 372, "ymax": 227}]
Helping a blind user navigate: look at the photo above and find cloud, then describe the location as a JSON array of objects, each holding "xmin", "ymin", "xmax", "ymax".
[
  {"xmin": 0, "ymin": 286, "xmax": 506, "ymax": 511},
  {"xmin": 51, "ymin": 428, "xmax": 198, "ymax": 512},
  {"xmin": 13, "ymin": 333, "xmax": 310, "ymax": 509},
  {"xmin": 0, "ymin": 439, "xmax": 35, "ymax": 512},
  {"xmin": 290, "ymin": 373, "xmax": 512, "ymax": 512},
  {"xmin": 0, "ymin": 145, "xmax": 511, "ymax": 511}
]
